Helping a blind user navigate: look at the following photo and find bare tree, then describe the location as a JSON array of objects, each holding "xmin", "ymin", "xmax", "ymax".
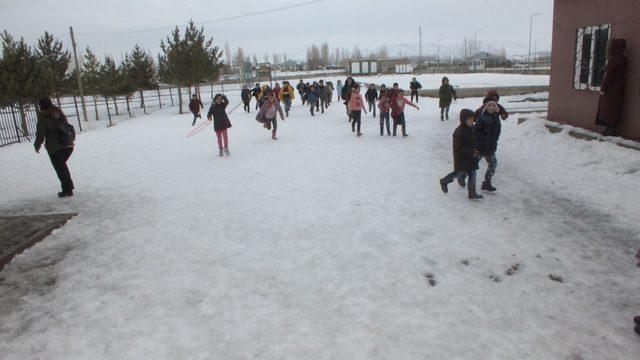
[
  {"xmin": 234, "ymin": 46, "xmax": 245, "ymax": 67},
  {"xmin": 352, "ymin": 46, "xmax": 362, "ymax": 60},
  {"xmin": 224, "ymin": 41, "xmax": 231, "ymax": 67},
  {"xmin": 320, "ymin": 42, "xmax": 330, "ymax": 66}
]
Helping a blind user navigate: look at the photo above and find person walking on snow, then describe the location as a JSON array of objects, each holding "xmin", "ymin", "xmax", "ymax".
[
  {"xmin": 390, "ymin": 89, "xmax": 419, "ymax": 137},
  {"xmin": 241, "ymin": 85, "xmax": 252, "ymax": 113},
  {"xmin": 365, "ymin": 83, "xmax": 378, "ymax": 117},
  {"xmin": 296, "ymin": 79, "xmax": 306, "ymax": 105},
  {"xmin": 409, "ymin": 77, "xmax": 422, "ymax": 103},
  {"xmin": 207, "ymin": 94, "xmax": 232, "ymax": 157},
  {"xmin": 475, "ymin": 90, "xmax": 509, "ymax": 120},
  {"xmin": 336, "ymin": 80, "xmax": 343, "ymax": 104},
  {"xmin": 439, "ymin": 109, "xmax": 483, "ymax": 200},
  {"xmin": 251, "ymin": 83, "xmax": 261, "ymax": 110},
  {"xmin": 342, "ymin": 77, "xmax": 356, "ymax": 121},
  {"xmin": 438, "ymin": 77, "xmax": 457, "ymax": 121},
  {"xmin": 318, "ymin": 80, "xmax": 329, "ymax": 113},
  {"xmin": 326, "ymin": 81, "xmax": 334, "ymax": 105},
  {"xmin": 378, "ymin": 88, "xmax": 391, "ymax": 136},
  {"xmin": 279, "ymin": 81, "xmax": 296, "ymax": 117},
  {"xmin": 348, "ymin": 84, "xmax": 367, "ymax": 136},
  {"xmin": 257, "ymin": 91, "xmax": 285, "ymax": 140},
  {"xmin": 34, "ymin": 97, "xmax": 75, "ymax": 198},
  {"xmin": 189, "ymin": 94, "xmax": 203, "ymax": 126},
  {"xmin": 273, "ymin": 82, "xmax": 282, "ymax": 100},
  {"xmin": 307, "ymin": 84, "xmax": 320, "ymax": 116},
  {"xmin": 474, "ymin": 99, "xmax": 502, "ymax": 192}
]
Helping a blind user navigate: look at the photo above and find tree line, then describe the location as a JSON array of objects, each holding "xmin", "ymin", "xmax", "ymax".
[{"xmin": 0, "ymin": 20, "xmax": 223, "ymax": 134}]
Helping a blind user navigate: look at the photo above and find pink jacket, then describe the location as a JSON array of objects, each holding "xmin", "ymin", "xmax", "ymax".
[
  {"xmin": 348, "ymin": 92, "xmax": 365, "ymax": 112},
  {"xmin": 390, "ymin": 96, "xmax": 418, "ymax": 117}
]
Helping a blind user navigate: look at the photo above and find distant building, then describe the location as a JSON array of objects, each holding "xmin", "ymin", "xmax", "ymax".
[
  {"xmin": 350, "ymin": 60, "xmax": 378, "ymax": 75},
  {"xmin": 280, "ymin": 60, "xmax": 304, "ymax": 72},
  {"xmin": 548, "ymin": 0, "xmax": 639, "ymax": 140}
]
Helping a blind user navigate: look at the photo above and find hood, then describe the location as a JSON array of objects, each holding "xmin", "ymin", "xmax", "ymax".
[
  {"xmin": 442, "ymin": 77, "xmax": 449, "ymax": 85},
  {"xmin": 485, "ymin": 90, "xmax": 500, "ymax": 102},
  {"xmin": 609, "ymin": 38, "xmax": 627, "ymax": 57},
  {"xmin": 459, "ymin": 108, "xmax": 475, "ymax": 124}
]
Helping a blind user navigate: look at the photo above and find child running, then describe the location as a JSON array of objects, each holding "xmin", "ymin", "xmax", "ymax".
[
  {"xmin": 278, "ymin": 81, "xmax": 296, "ymax": 117},
  {"xmin": 439, "ymin": 109, "xmax": 483, "ymax": 200},
  {"xmin": 438, "ymin": 77, "xmax": 457, "ymax": 121},
  {"xmin": 390, "ymin": 89, "xmax": 419, "ymax": 137},
  {"xmin": 258, "ymin": 91, "xmax": 285, "ymax": 140},
  {"xmin": 188, "ymin": 94, "xmax": 203, "ymax": 126},
  {"xmin": 207, "ymin": 94, "xmax": 232, "ymax": 157},
  {"xmin": 365, "ymin": 83, "xmax": 378, "ymax": 118},
  {"xmin": 241, "ymin": 85, "xmax": 251, "ymax": 113},
  {"xmin": 378, "ymin": 88, "xmax": 391, "ymax": 136},
  {"xmin": 348, "ymin": 84, "xmax": 367, "ymax": 136},
  {"xmin": 307, "ymin": 84, "xmax": 319, "ymax": 116}
]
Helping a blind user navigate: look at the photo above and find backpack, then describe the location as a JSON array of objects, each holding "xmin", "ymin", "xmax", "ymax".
[{"xmin": 57, "ymin": 121, "xmax": 75, "ymax": 147}]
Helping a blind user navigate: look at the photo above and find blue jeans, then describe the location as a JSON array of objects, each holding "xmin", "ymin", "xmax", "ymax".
[
  {"xmin": 443, "ymin": 170, "xmax": 477, "ymax": 193},
  {"xmin": 482, "ymin": 153, "xmax": 498, "ymax": 182}
]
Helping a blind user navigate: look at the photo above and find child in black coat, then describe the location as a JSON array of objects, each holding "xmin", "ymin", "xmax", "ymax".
[
  {"xmin": 439, "ymin": 109, "xmax": 483, "ymax": 199},
  {"xmin": 207, "ymin": 94, "xmax": 232, "ymax": 157}
]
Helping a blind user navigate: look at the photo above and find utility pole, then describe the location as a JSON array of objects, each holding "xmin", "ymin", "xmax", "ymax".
[
  {"xmin": 69, "ymin": 27, "xmax": 89, "ymax": 123},
  {"xmin": 437, "ymin": 38, "xmax": 444, "ymax": 69},
  {"xmin": 464, "ymin": 38, "xmax": 467, "ymax": 68},
  {"xmin": 474, "ymin": 29, "xmax": 483, "ymax": 71},
  {"xmin": 419, "ymin": 26, "xmax": 422, "ymax": 66},
  {"xmin": 528, "ymin": 13, "xmax": 542, "ymax": 69}
]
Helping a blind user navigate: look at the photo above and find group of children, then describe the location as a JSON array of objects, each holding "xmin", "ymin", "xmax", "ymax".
[
  {"xmin": 439, "ymin": 90, "xmax": 509, "ymax": 200},
  {"xmin": 295, "ymin": 79, "xmax": 335, "ymax": 116},
  {"xmin": 341, "ymin": 78, "xmax": 420, "ymax": 137}
]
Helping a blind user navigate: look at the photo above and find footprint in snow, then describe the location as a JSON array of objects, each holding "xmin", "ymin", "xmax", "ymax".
[
  {"xmin": 424, "ymin": 273, "xmax": 436, "ymax": 287},
  {"xmin": 505, "ymin": 263, "xmax": 520, "ymax": 276},
  {"xmin": 489, "ymin": 274, "xmax": 502, "ymax": 283}
]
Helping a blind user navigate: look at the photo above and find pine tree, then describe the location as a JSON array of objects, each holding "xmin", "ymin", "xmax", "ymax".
[
  {"xmin": 97, "ymin": 55, "xmax": 122, "ymax": 116},
  {"xmin": 128, "ymin": 44, "xmax": 157, "ymax": 111},
  {"xmin": 82, "ymin": 47, "xmax": 101, "ymax": 120},
  {"xmin": 0, "ymin": 31, "xmax": 45, "ymax": 135},
  {"xmin": 35, "ymin": 31, "xmax": 70, "ymax": 106}
]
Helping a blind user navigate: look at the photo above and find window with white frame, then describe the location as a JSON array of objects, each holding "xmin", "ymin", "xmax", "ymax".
[{"xmin": 573, "ymin": 24, "xmax": 610, "ymax": 90}]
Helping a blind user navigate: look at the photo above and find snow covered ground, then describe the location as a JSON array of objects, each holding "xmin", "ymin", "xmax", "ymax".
[{"xmin": 0, "ymin": 89, "xmax": 638, "ymax": 359}]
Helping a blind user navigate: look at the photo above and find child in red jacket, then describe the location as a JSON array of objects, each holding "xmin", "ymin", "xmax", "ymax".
[
  {"xmin": 390, "ymin": 89, "xmax": 419, "ymax": 137},
  {"xmin": 348, "ymin": 84, "xmax": 367, "ymax": 136}
]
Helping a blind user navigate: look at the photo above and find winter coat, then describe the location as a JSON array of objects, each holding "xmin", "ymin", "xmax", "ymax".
[
  {"xmin": 296, "ymin": 82, "xmax": 305, "ymax": 93},
  {"xmin": 453, "ymin": 123, "xmax": 479, "ymax": 172},
  {"xmin": 279, "ymin": 85, "xmax": 296, "ymax": 101},
  {"xmin": 409, "ymin": 80, "xmax": 422, "ymax": 91},
  {"xmin": 347, "ymin": 92, "xmax": 365, "ymax": 112},
  {"xmin": 207, "ymin": 96, "xmax": 232, "ymax": 132},
  {"xmin": 318, "ymin": 85, "xmax": 329, "ymax": 100},
  {"xmin": 390, "ymin": 96, "xmax": 418, "ymax": 117},
  {"xmin": 341, "ymin": 77, "xmax": 356, "ymax": 102},
  {"xmin": 189, "ymin": 98, "xmax": 203, "ymax": 113},
  {"xmin": 365, "ymin": 88, "xmax": 378, "ymax": 102},
  {"xmin": 307, "ymin": 89, "xmax": 319, "ymax": 104},
  {"xmin": 439, "ymin": 84, "xmax": 457, "ymax": 108},
  {"xmin": 273, "ymin": 87, "xmax": 282, "ymax": 99},
  {"xmin": 257, "ymin": 99, "xmax": 284, "ymax": 121},
  {"xmin": 596, "ymin": 39, "xmax": 628, "ymax": 127},
  {"xmin": 378, "ymin": 97, "xmax": 391, "ymax": 113},
  {"xmin": 34, "ymin": 107, "xmax": 74, "ymax": 155},
  {"xmin": 474, "ymin": 110, "xmax": 501, "ymax": 155},
  {"xmin": 241, "ymin": 89, "xmax": 251, "ymax": 102}
]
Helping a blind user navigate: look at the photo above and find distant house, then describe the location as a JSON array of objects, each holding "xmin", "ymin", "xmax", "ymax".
[
  {"xmin": 255, "ymin": 64, "xmax": 272, "ymax": 82},
  {"xmin": 548, "ymin": 0, "xmax": 639, "ymax": 140},
  {"xmin": 350, "ymin": 60, "xmax": 378, "ymax": 75},
  {"xmin": 376, "ymin": 59, "xmax": 413, "ymax": 74},
  {"xmin": 280, "ymin": 60, "xmax": 304, "ymax": 72},
  {"xmin": 394, "ymin": 62, "xmax": 414, "ymax": 74}
]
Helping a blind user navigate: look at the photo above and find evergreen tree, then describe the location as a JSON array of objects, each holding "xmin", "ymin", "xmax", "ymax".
[
  {"xmin": 82, "ymin": 47, "xmax": 101, "ymax": 120},
  {"xmin": 35, "ymin": 31, "xmax": 70, "ymax": 106},
  {"xmin": 0, "ymin": 31, "xmax": 45, "ymax": 135},
  {"xmin": 97, "ymin": 55, "xmax": 122, "ymax": 115},
  {"xmin": 127, "ymin": 44, "xmax": 157, "ymax": 110}
]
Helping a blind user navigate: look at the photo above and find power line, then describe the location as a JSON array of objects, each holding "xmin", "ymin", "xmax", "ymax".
[{"xmin": 76, "ymin": 0, "xmax": 323, "ymax": 36}]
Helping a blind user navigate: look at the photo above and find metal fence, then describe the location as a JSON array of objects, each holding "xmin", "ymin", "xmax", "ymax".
[{"xmin": 0, "ymin": 105, "xmax": 39, "ymax": 147}]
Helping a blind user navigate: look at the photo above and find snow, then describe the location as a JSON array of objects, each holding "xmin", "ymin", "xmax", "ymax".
[{"xmin": 0, "ymin": 77, "xmax": 638, "ymax": 359}]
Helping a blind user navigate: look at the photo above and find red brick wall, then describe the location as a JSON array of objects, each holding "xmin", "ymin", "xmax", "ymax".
[{"xmin": 549, "ymin": 0, "xmax": 640, "ymax": 140}]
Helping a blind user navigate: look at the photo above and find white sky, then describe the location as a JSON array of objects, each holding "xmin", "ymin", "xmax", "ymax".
[{"xmin": 0, "ymin": 0, "xmax": 554, "ymax": 61}]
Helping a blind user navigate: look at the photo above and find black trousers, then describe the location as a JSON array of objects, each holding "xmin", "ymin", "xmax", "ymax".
[
  {"xmin": 411, "ymin": 90, "xmax": 419, "ymax": 103},
  {"xmin": 243, "ymin": 101, "xmax": 250, "ymax": 112},
  {"xmin": 49, "ymin": 147, "xmax": 74, "ymax": 192},
  {"xmin": 351, "ymin": 110, "xmax": 362, "ymax": 133}
]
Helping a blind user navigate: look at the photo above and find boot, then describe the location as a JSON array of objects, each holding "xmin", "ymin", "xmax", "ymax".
[
  {"xmin": 439, "ymin": 178, "xmax": 449, "ymax": 193},
  {"xmin": 468, "ymin": 192, "xmax": 484, "ymax": 200},
  {"xmin": 481, "ymin": 181, "xmax": 497, "ymax": 192},
  {"xmin": 58, "ymin": 190, "xmax": 73, "ymax": 198},
  {"xmin": 224, "ymin": 148, "xmax": 230, "ymax": 156},
  {"xmin": 440, "ymin": 115, "xmax": 444, "ymax": 121},
  {"xmin": 457, "ymin": 176, "xmax": 466, "ymax": 187},
  {"xmin": 272, "ymin": 132, "xmax": 278, "ymax": 140},
  {"xmin": 634, "ymin": 316, "xmax": 640, "ymax": 326},
  {"xmin": 218, "ymin": 148, "xmax": 224, "ymax": 157}
]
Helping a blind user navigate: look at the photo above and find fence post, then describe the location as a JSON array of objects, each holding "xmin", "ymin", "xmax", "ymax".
[
  {"xmin": 73, "ymin": 96, "xmax": 83, "ymax": 132},
  {"xmin": 141, "ymin": 91, "xmax": 147, "ymax": 114},
  {"xmin": 126, "ymin": 95, "xmax": 132, "ymax": 118},
  {"xmin": 157, "ymin": 88, "xmax": 162, "ymax": 109},
  {"xmin": 169, "ymin": 87, "xmax": 174, "ymax": 107},
  {"xmin": 105, "ymin": 97, "xmax": 112, "ymax": 126},
  {"xmin": 10, "ymin": 105, "xmax": 21, "ymax": 143}
]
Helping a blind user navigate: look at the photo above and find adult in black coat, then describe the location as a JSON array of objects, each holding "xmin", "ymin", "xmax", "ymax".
[
  {"xmin": 34, "ymin": 97, "xmax": 75, "ymax": 197},
  {"xmin": 439, "ymin": 109, "xmax": 482, "ymax": 199},
  {"xmin": 474, "ymin": 99, "xmax": 501, "ymax": 192},
  {"xmin": 596, "ymin": 39, "xmax": 628, "ymax": 136}
]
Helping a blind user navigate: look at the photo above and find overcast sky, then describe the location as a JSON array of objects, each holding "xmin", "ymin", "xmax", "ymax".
[{"xmin": 1, "ymin": 0, "xmax": 554, "ymax": 62}]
